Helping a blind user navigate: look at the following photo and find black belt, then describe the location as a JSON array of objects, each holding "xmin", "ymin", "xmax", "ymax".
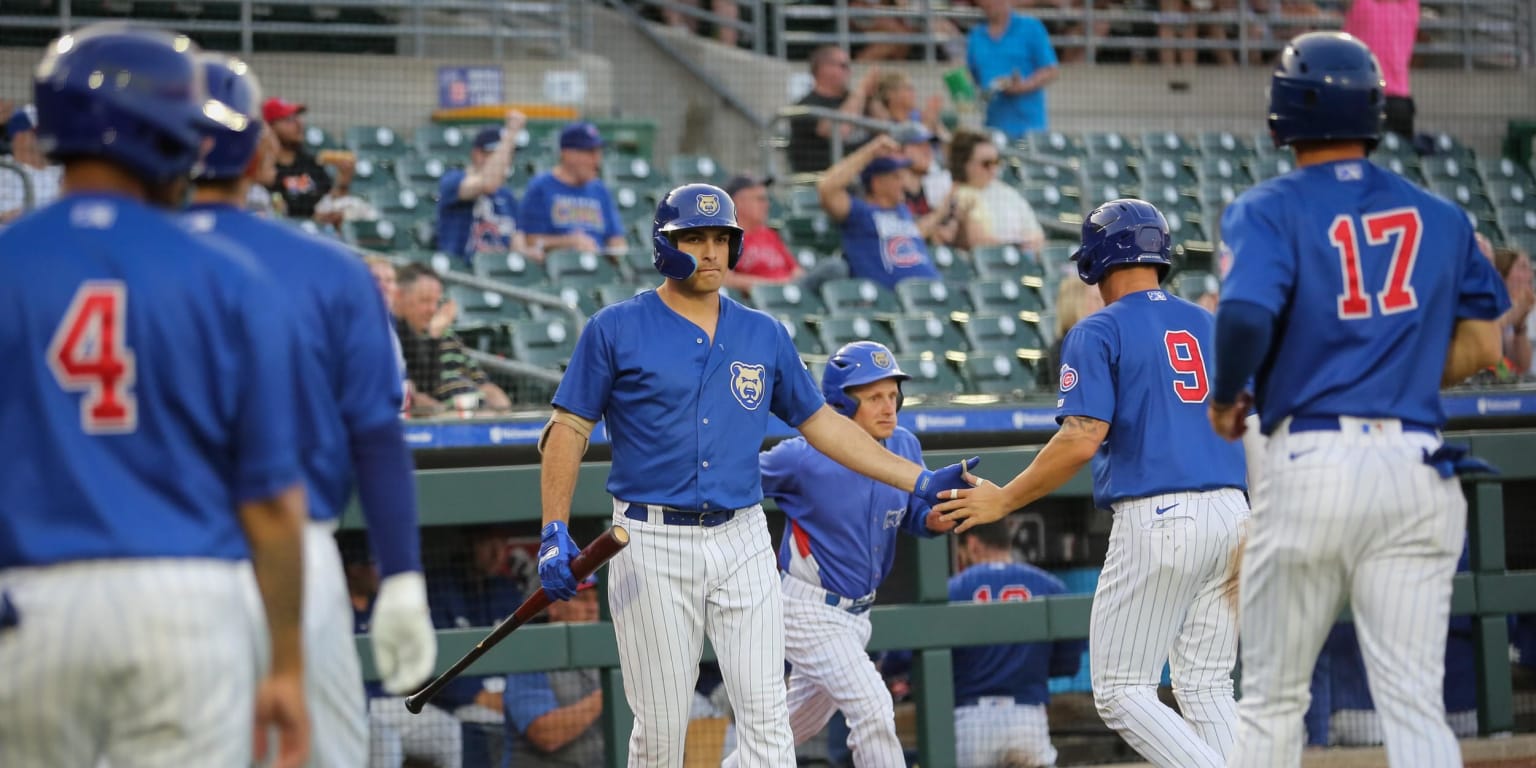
[
  {"xmin": 624, "ymin": 503, "xmax": 736, "ymax": 528},
  {"xmin": 1289, "ymin": 415, "xmax": 1437, "ymax": 436}
]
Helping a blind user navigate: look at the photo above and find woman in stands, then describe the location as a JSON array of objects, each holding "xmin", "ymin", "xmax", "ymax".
[{"xmin": 946, "ymin": 128, "xmax": 1045, "ymax": 252}]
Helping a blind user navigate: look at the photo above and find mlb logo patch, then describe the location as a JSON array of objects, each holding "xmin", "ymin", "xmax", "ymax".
[
  {"xmin": 1335, "ymin": 162, "xmax": 1364, "ymax": 181},
  {"xmin": 696, "ymin": 194, "xmax": 720, "ymax": 216},
  {"xmin": 1059, "ymin": 364, "xmax": 1078, "ymax": 392}
]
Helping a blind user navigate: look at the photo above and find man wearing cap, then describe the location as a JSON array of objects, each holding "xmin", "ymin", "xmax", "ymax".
[
  {"xmin": 818, "ymin": 134, "xmax": 941, "ymax": 291},
  {"xmin": 437, "ymin": 110, "xmax": 530, "ymax": 268},
  {"xmin": 264, "ymin": 96, "xmax": 355, "ymax": 225},
  {"xmin": 0, "ymin": 105, "xmax": 62, "ymax": 223},
  {"xmin": 500, "ymin": 574, "xmax": 605, "ymax": 768},
  {"xmin": 722, "ymin": 173, "xmax": 804, "ymax": 294},
  {"xmin": 893, "ymin": 122, "xmax": 958, "ymax": 246},
  {"xmin": 517, "ymin": 122, "xmax": 626, "ymax": 256}
]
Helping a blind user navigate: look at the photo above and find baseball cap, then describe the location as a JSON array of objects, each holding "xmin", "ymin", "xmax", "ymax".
[
  {"xmin": 723, "ymin": 173, "xmax": 774, "ymax": 197},
  {"xmin": 559, "ymin": 122, "xmax": 604, "ymax": 150},
  {"xmin": 860, "ymin": 155, "xmax": 912, "ymax": 190},
  {"xmin": 473, "ymin": 127, "xmax": 504, "ymax": 152},
  {"xmin": 6, "ymin": 105, "xmax": 37, "ymax": 137},
  {"xmin": 892, "ymin": 121, "xmax": 936, "ymax": 145},
  {"xmin": 261, "ymin": 97, "xmax": 306, "ymax": 123}
]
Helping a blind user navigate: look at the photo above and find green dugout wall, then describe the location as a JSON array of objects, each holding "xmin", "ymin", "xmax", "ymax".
[{"xmin": 350, "ymin": 430, "xmax": 1536, "ymax": 766}]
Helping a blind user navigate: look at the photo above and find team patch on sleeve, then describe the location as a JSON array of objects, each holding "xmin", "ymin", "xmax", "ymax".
[{"xmin": 1059, "ymin": 364, "xmax": 1078, "ymax": 392}]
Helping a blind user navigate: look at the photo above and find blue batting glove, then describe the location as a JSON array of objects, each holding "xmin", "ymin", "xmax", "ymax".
[
  {"xmin": 914, "ymin": 456, "xmax": 982, "ymax": 507},
  {"xmin": 1422, "ymin": 443, "xmax": 1499, "ymax": 479},
  {"xmin": 538, "ymin": 521, "xmax": 579, "ymax": 601}
]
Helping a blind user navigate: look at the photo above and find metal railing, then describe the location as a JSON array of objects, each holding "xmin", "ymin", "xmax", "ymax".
[{"xmin": 0, "ymin": 160, "xmax": 35, "ymax": 221}]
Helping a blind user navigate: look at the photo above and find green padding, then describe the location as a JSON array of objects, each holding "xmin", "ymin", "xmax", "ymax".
[{"xmin": 1476, "ymin": 572, "xmax": 1536, "ymax": 613}]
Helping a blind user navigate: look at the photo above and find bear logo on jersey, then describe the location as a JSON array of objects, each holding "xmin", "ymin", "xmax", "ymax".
[
  {"xmin": 871, "ymin": 350, "xmax": 892, "ymax": 369},
  {"xmin": 729, "ymin": 362, "xmax": 766, "ymax": 410},
  {"xmin": 696, "ymin": 193, "xmax": 721, "ymax": 216},
  {"xmin": 1060, "ymin": 364, "xmax": 1078, "ymax": 392}
]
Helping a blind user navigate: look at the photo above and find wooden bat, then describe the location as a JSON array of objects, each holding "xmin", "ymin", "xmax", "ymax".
[{"xmin": 403, "ymin": 525, "xmax": 630, "ymax": 714}]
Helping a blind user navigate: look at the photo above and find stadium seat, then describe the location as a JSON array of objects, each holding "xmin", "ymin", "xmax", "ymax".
[
  {"xmin": 1429, "ymin": 133, "xmax": 1477, "ymax": 163},
  {"xmin": 1141, "ymin": 130, "xmax": 1193, "ymax": 160},
  {"xmin": 1085, "ymin": 131, "xmax": 1139, "ymax": 163},
  {"xmin": 1084, "ymin": 156, "xmax": 1135, "ymax": 188},
  {"xmin": 1249, "ymin": 155, "xmax": 1296, "ymax": 181},
  {"xmin": 545, "ymin": 249, "xmax": 622, "ymax": 290},
  {"xmin": 1487, "ymin": 178, "xmax": 1536, "ymax": 207},
  {"xmin": 1199, "ymin": 181, "xmax": 1245, "ymax": 210},
  {"xmin": 963, "ymin": 313, "xmax": 1046, "ymax": 360},
  {"xmin": 895, "ymin": 278, "xmax": 970, "ymax": 318},
  {"xmin": 345, "ymin": 218, "xmax": 406, "ymax": 252},
  {"xmin": 1022, "ymin": 184, "xmax": 1082, "ymax": 225},
  {"xmin": 889, "ymin": 314, "xmax": 968, "ymax": 357},
  {"xmin": 611, "ymin": 184, "xmax": 651, "ymax": 225},
  {"xmin": 396, "ymin": 155, "xmax": 450, "ymax": 189},
  {"xmin": 670, "ymin": 155, "xmax": 724, "ymax": 185},
  {"xmin": 894, "ymin": 352, "xmax": 965, "ymax": 403},
  {"xmin": 784, "ymin": 184, "xmax": 823, "ymax": 215},
  {"xmin": 1422, "ymin": 155, "xmax": 1482, "ymax": 186},
  {"xmin": 595, "ymin": 283, "xmax": 646, "ymax": 308},
  {"xmin": 415, "ymin": 123, "xmax": 477, "ymax": 156},
  {"xmin": 473, "ymin": 251, "xmax": 548, "ymax": 287},
  {"xmin": 1197, "ymin": 155, "xmax": 1252, "ymax": 186},
  {"xmin": 815, "ymin": 314, "xmax": 898, "ymax": 353},
  {"xmin": 1170, "ymin": 270, "xmax": 1220, "ymax": 304},
  {"xmin": 609, "ymin": 156, "xmax": 658, "ymax": 184},
  {"xmin": 930, "ymin": 245, "xmax": 975, "ymax": 282},
  {"xmin": 1432, "ymin": 181, "xmax": 1496, "ymax": 219},
  {"xmin": 371, "ymin": 186, "xmax": 425, "ymax": 217},
  {"xmin": 972, "ymin": 245, "xmax": 1045, "ymax": 289},
  {"xmin": 961, "ymin": 353, "xmax": 1040, "ymax": 398},
  {"xmin": 510, "ymin": 317, "xmax": 577, "ymax": 368},
  {"xmin": 549, "ymin": 284, "xmax": 599, "ymax": 317},
  {"xmin": 820, "ymin": 278, "xmax": 901, "ymax": 316},
  {"xmin": 1482, "ymin": 157, "xmax": 1536, "ymax": 186},
  {"xmin": 303, "ymin": 125, "xmax": 343, "ymax": 153},
  {"xmin": 348, "ymin": 157, "xmax": 395, "ymax": 194},
  {"xmin": 1198, "ymin": 131, "xmax": 1252, "ymax": 159},
  {"xmin": 346, "ymin": 125, "xmax": 411, "ymax": 159},
  {"xmin": 1164, "ymin": 210, "xmax": 1207, "ymax": 242},
  {"xmin": 411, "ymin": 219, "xmax": 438, "ymax": 252},
  {"xmin": 968, "ymin": 279, "xmax": 1045, "ymax": 323},
  {"xmin": 782, "ymin": 212, "xmax": 841, "ymax": 253},
  {"xmin": 776, "ymin": 314, "xmax": 823, "ymax": 357},
  {"xmin": 1027, "ymin": 131, "xmax": 1087, "ymax": 161},
  {"xmin": 1015, "ymin": 157, "xmax": 1072, "ymax": 185},
  {"xmin": 751, "ymin": 282, "xmax": 826, "ymax": 317},
  {"xmin": 1139, "ymin": 155, "xmax": 1197, "ymax": 188},
  {"xmin": 450, "ymin": 285, "xmax": 528, "ymax": 324}
]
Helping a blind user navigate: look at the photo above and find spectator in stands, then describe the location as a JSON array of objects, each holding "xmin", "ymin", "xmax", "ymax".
[
  {"xmin": 655, "ymin": 0, "xmax": 741, "ymax": 46},
  {"xmin": 893, "ymin": 123, "xmax": 959, "ymax": 245},
  {"xmin": 0, "ymin": 105, "xmax": 62, "ymax": 223},
  {"xmin": 947, "ymin": 128, "xmax": 1045, "ymax": 252},
  {"xmin": 1492, "ymin": 245, "xmax": 1534, "ymax": 382},
  {"xmin": 848, "ymin": 0, "xmax": 964, "ymax": 62},
  {"xmin": 1048, "ymin": 277, "xmax": 1104, "ymax": 374},
  {"xmin": 1032, "ymin": 0, "xmax": 1113, "ymax": 64},
  {"xmin": 967, "ymin": 0, "xmax": 1059, "ymax": 139},
  {"xmin": 787, "ymin": 47, "xmax": 877, "ymax": 174},
  {"xmin": 393, "ymin": 263, "xmax": 513, "ymax": 416},
  {"xmin": 518, "ymin": 122, "xmax": 626, "ymax": 256},
  {"xmin": 438, "ymin": 111, "xmax": 531, "ymax": 268},
  {"xmin": 264, "ymin": 96, "xmax": 358, "ymax": 227},
  {"xmin": 347, "ymin": 554, "xmax": 464, "ymax": 768},
  {"xmin": 950, "ymin": 520, "xmax": 1084, "ymax": 768},
  {"xmin": 1157, "ymin": 0, "xmax": 1237, "ymax": 67},
  {"xmin": 1344, "ymin": 0, "xmax": 1420, "ymax": 138},
  {"xmin": 721, "ymin": 174, "xmax": 804, "ymax": 294},
  {"xmin": 366, "ymin": 255, "xmax": 401, "ymax": 314},
  {"xmin": 501, "ymin": 575, "xmax": 605, "ymax": 767},
  {"xmin": 819, "ymin": 134, "xmax": 942, "ymax": 290},
  {"xmin": 868, "ymin": 71, "xmax": 951, "ymax": 145}
]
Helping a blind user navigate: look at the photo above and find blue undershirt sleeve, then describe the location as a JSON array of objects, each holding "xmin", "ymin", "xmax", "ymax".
[{"xmin": 1212, "ymin": 299, "xmax": 1276, "ymax": 405}]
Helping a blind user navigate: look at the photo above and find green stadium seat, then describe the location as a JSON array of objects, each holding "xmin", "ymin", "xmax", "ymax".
[
  {"xmin": 1015, "ymin": 157, "xmax": 1072, "ymax": 186},
  {"xmin": 371, "ymin": 186, "xmax": 426, "ymax": 218},
  {"xmin": 961, "ymin": 353, "xmax": 1040, "ymax": 398},
  {"xmin": 1198, "ymin": 131, "xmax": 1252, "ymax": 159},
  {"xmin": 449, "ymin": 285, "xmax": 529, "ymax": 324},
  {"xmin": 1487, "ymin": 178, "xmax": 1536, "ymax": 207},
  {"xmin": 971, "ymin": 244, "xmax": 1045, "ymax": 289},
  {"xmin": 415, "ymin": 123, "xmax": 478, "ymax": 156},
  {"xmin": 303, "ymin": 125, "xmax": 343, "ymax": 153},
  {"xmin": 820, "ymin": 278, "xmax": 900, "ymax": 316},
  {"xmin": 1482, "ymin": 157, "xmax": 1536, "ymax": 186},
  {"xmin": 895, "ymin": 278, "xmax": 970, "ymax": 317},
  {"xmin": 1139, "ymin": 155, "xmax": 1197, "ymax": 187},
  {"xmin": 1084, "ymin": 156, "xmax": 1135, "ymax": 187},
  {"xmin": 1199, "ymin": 181, "xmax": 1245, "ymax": 210},
  {"xmin": 1249, "ymin": 155, "xmax": 1296, "ymax": 181},
  {"xmin": 890, "ymin": 314, "xmax": 968, "ymax": 357},
  {"xmin": 782, "ymin": 212, "xmax": 840, "ymax": 253},
  {"xmin": 1170, "ymin": 270, "xmax": 1220, "ymax": 303},
  {"xmin": 1197, "ymin": 155, "xmax": 1252, "ymax": 186},
  {"xmin": 1085, "ymin": 131, "xmax": 1139, "ymax": 163},
  {"xmin": 345, "ymin": 218, "xmax": 406, "ymax": 252},
  {"xmin": 894, "ymin": 352, "xmax": 964, "ymax": 403},
  {"xmin": 472, "ymin": 251, "xmax": 548, "ymax": 287},
  {"xmin": 396, "ymin": 155, "xmax": 451, "ymax": 189},
  {"xmin": 815, "ymin": 314, "xmax": 897, "ymax": 353},
  {"xmin": 591, "ymin": 119, "xmax": 656, "ymax": 162},
  {"xmin": 609, "ymin": 156, "xmax": 658, "ymax": 184},
  {"xmin": 784, "ymin": 184, "xmax": 823, "ymax": 215},
  {"xmin": 930, "ymin": 245, "xmax": 976, "ymax": 282},
  {"xmin": 1022, "ymin": 184, "xmax": 1082, "ymax": 225},
  {"xmin": 1432, "ymin": 181, "xmax": 1496, "ymax": 219},
  {"xmin": 545, "ymin": 249, "xmax": 622, "ymax": 291},
  {"xmin": 968, "ymin": 279, "xmax": 1046, "ymax": 323},
  {"xmin": 669, "ymin": 155, "xmax": 724, "ymax": 185},
  {"xmin": 1428, "ymin": 133, "xmax": 1477, "ymax": 163},
  {"xmin": 963, "ymin": 313, "xmax": 1045, "ymax": 359},
  {"xmin": 611, "ymin": 184, "xmax": 651, "ymax": 225},
  {"xmin": 1373, "ymin": 130, "xmax": 1414, "ymax": 159},
  {"xmin": 776, "ymin": 314, "xmax": 823, "ymax": 357},
  {"xmin": 1027, "ymin": 130, "xmax": 1087, "ymax": 161},
  {"xmin": 595, "ymin": 283, "xmax": 646, "ymax": 308},
  {"xmin": 549, "ymin": 284, "xmax": 599, "ymax": 317},
  {"xmin": 1141, "ymin": 131, "xmax": 1193, "ymax": 160},
  {"xmin": 751, "ymin": 282, "xmax": 826, "ymax": 317},
  {"xmin": 348, "ymin": 157, "xmax": 396, "ymax": 194},
  {"xmin": 1422, "ymin": 155, "xmax": 1482, "ymax": 187},
  {"xmin": 509, "ymin": 317, "xmax": 577, "ymax": 368},
  {"xmin": 346, "ymin": 125, "xmax": 411, "ymax": 159}
]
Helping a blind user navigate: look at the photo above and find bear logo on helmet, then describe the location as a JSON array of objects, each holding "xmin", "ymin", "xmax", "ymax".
[
  {"xmin": 696, "ymin": 193, "xmax": 720, "ymax": 216},
  {"xmin": 871, "ymin": 350, "xmax": 892, "ymax": 369}
]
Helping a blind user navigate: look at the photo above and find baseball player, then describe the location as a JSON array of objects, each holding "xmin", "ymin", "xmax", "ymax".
[
  {"xmin": 183, "ymin": 54, "xmax": 437, "ymax": 768},
  {"xmin": 716, "ymin": 340, "xmax": 948, "ymax": 768},
  {"xmin": 949, "ymin": 520, "xmax": 1085, "ymax": 768},
  {"xmin": 1209, "ymin": 32, "xmax": 1509, "ymax": 767},
  {"xmin": 936, "ymin": 198, "xmax": 1250, "ymax": 768},
  {"xmin": 0, "ymin": 24, "xmax": 309, "ymax": 767},
  {"xmin": 536, "ymin": 182, "xmax": 979, "ymax": 767}
]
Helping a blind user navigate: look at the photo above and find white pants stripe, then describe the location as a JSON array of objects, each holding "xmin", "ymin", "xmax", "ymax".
[
  {"xmin": 955, "ymin": 700, "xmax": 1056, "ymax": 767},
  {"xmin": 0, "ymin": 559, "xmax": 262, "ymax": 767},
  {"xmin": 300, "ymin": 521, "xmax": 368, "ymax": 768},
  {"xmin": 1229, "ymin": 418, "xmax": 1465, "ymax": 768},
  {"xmin": 608, "ymin": 502, "xmax": 795, "ymax": 768},
  {"xmin": 1090, "ymin": 488, "xmax": 1248, "ymax": 768}
]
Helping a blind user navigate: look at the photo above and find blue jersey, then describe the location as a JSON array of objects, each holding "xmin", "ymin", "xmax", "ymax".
[
  {"xmin": 966, "ymin": 13, "xmax": 1058, "ymax": 138},
  {"xmin": 553, "ymin": 291, "xmax": 825, "ymax": 511},
  {"xmin": 517, "ymin": 172, "xmax": 623, "ymax": 243},
  {"xmin": 1220, "ymin": 159, "xmax": 1509, "ymax": 434},
  {"xmin": 761, "ymin": 427, "xmax": 936, "ymax": 599},
  {"xmin": 184, "ymin": 203, "xmax": 406, "ymax": 523},
  {"xmin": 1057, "ymin": 289, "xmax": 1246, "ymax": 509},
  {"xmin": 436, "ymin": 171, "xmax": 518, "ymax": 260},
  {"xmin": 0, "ymin": 194, "xmax": 302, "ymax": 566},
  {"xmin": 840, "ymin": 197, "xmax": 940, "ymax": 291},
  {"xmin": 949, "ymin": 562, "xmax": 1084, "ymax": 705}
]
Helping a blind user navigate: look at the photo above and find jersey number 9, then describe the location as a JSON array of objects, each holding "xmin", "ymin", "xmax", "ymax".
[
  {"xmin": 1163, "ymin": 330, "xmax": 1210, "ymax": 404},
  {"xmin": 47, "ymin": 281, "xmax": 137, "ymax": 434}
]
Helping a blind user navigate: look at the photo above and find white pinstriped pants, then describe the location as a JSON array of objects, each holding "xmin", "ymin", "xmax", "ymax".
[
  {"xmin": 1090, "ymin": 488, "xmax": 1249, "ymax": 768},
  {"xmin": 955, "ymin": 699, "xmax": 1056, "ymax": 767},
  {"xmin": 1229, "ymin": 418, "xmax": 1465, "ymax": 768},
  {"xmin": 607, "ymin": 502, "xmax": 795, "ymax": 768},
  {"xmin": 299, "ymin": 521, "xmax": 368, "ymax": 768}
]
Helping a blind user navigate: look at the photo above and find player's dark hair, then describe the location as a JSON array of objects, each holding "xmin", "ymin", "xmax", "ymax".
[
  {"xmin": 958, "ymin": 519, "xmax": 1013, "ymax": 551},
  {"xmin": 395, "ymin": 262, "xmax": 441, "ymax": 291},
  {"xmin": 947, "ymin": 128, "xmax": 992, "ymax": 187}
]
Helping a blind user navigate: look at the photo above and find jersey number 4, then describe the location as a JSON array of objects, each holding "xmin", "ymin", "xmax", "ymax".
[
  {"xmin": 47, "ymin": 281, "xmax": 137, "ymax": 434},
  {"xmin": 1329, "ymin": 208, "xmax": 1422, "ymax": 319}
]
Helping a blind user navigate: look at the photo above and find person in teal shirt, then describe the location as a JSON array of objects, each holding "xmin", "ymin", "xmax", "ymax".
[{"xmin": 967, "ymin": 0, "xmax": 1060, "ymax": 140}]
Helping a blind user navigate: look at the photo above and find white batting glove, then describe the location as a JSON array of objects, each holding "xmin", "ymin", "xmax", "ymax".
[{"xmin": 370, "ymin": 571, "xmax": 437, "ymax": 695}]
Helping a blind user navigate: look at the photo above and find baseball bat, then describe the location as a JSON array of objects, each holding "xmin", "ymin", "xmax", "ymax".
[{"xmin": 403, "ymin": 525, "xmax": 630, "ymax": 714}]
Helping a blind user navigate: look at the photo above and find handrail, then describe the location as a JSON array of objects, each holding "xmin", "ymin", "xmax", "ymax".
[
  {"xmin": 463, "ymin": 347, "xmax": 564, "ymax": 385},
  {"xmin": 766, "ymin": 104, "xmax": 906, "ymax": 178},
  {"xmin": 0, "ymin": 159, "xmax": 35, "ymax": 218}
]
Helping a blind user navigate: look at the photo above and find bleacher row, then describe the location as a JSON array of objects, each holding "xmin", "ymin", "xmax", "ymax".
[{"xmin": 312, "ymin": 120, "xmax": 1536, "ymax": 403}]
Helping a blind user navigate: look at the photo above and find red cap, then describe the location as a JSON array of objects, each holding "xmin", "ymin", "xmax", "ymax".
[{"xmin": 262, "ymin": 97, "xmax": 306, "ymax": 123}]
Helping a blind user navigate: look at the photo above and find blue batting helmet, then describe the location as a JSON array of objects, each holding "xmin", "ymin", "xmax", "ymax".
[
  {"xmin": 194, "ymin": 53, "xmax": 263, "ymax": 181},
  {"xmin": 32, "ymin": 23, "xmax": 233, "ymax": 186},
  {"xmin": 1072, "ymin": 198, "xmax": 1172, "ymax": 286},
  {"xmin": 822, "ymin": 341, "xmax": 910, "ymax": 418},
  {"xmin": 652, "ymin": 183, "xmax": 744, "ymax": 280},
  {"xmin": 1268, "ymin": 32, "xmax": 1384, "ymax": 150}
]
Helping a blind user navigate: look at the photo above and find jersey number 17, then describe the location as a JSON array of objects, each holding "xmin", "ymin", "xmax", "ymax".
[
  {"xmin": 1329, "ymin": 208, "xmax": 1422, "ymax": 320},
  {"xmin": 47, "ymin": 281, "xmax": 137, "ymax": 434}
]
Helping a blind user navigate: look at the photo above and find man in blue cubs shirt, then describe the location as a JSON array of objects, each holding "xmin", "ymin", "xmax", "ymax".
[
  {"xmin": 436, "ymin": 110, "xmax": 528, "ymax": 266},
  {"xmin": 938, "ymin": 198, "xmax": 1250, "ymax": 768},
  {"xmin": 950, "ymin": 520, "xmax": 1084, "ymax": 768},
  {"xmin": 517, "ymin": 121, "xmax": 627, "ymax": 256},
  {"xmin": 535, "ymin": 183, "xmax": 979, "ymax": 766},
  {"xmin": 819, "ymin": 134, "xmax": 942, "ymax": 290},
  {"xmin": 1207, "ymin": 32, "xmax": 1509, "ymax": 768},
  {"xmin": 719, "ymin": 341, "xmax": 949, "ymax": 768},
  {"xmin": 0, "ymin": 24, "xmax": 309, "ymax": 767},
  {"xmin": 185, "ymin": 54, "xmax": 437, "ymax": 768}
]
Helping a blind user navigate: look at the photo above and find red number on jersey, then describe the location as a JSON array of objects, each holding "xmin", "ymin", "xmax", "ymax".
[
  {"xmin": 1329, "ymin": 208, "xmax": 1423, "ymax": 319},
  {"xmin": 47, "ymin": 281, "xmax": 137, "ymax": 434},
  {"xmin": 971, "ymin": 585, "xmax": 1033, "ymax": 602},
  {"xmin": 1163, "ymin": 330, "xmax": 1210, "ymax": 404}
]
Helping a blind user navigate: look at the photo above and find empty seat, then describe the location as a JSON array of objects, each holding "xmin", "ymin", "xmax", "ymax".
[
  {"xmin": 895, "ymin": 278, "xmax": 970, "ymax": 317},
  {"xmin": 1027, "ymin": 130, "xmax": 1087, "ymax": 160},
  {"xmin": 1197, "ymin": 155, "xmax": 1252, "ymax": 186},
  {"xmin": 1139, "ymin": 155, "xmax": 1197, "ymax": 187},
  {"xmin": 961, "ymin": 353, "xmax": 1040, "ymax": 398},
  {"xmin": 751, "ymin": 282, "xmax": 826, "ymax": 317},
  {"xmin": 595, "ymin": 282, "xmax": 646, "ymax": 308},
  {"xmin": 510, "ymin": 317, "xmax": 577, "ymax": 368},
  {"xmin": 963, "ymin": 313, "xmax": 1046, "ymax": 359},
  {"xmin": 1249, "ymin": 155, "xmax": 1296, "ymax": 181},
  {"xmin": 346, "ymin": 124, "xmax": 411, "ymax": 158},
  {"xmin": 775, "ymin": 314, "xmax": 823, "ymax": 357},
  {"xmin": 449, "ymin": 285, "xmax": 527, "ymax": 324},
  {"xmin": 893, "ymin": 352, "xmax": 964, "ymax": 403},
  {"xmin": 1085, "ymin": 131, "xmax": 1139, "ymax": 162},
  {"xmin": 930, "ymin": 244, "xmax": 976, "ymax": 282},
  {"xmin": 415, "ymin": 123, "xmax": 477, "ymax": 156},
  {"xmin": 1141, "ymin": 131, "xmax": 1193, "ymax": 159},
  {"xmin": 472, "ymin": 251, "xmax": 548, "ymax": 287},
  {"xmin": 669, "ymin": 155, "xmax": 724, "ymax": 184},
  {"xmin": 345, "ymin": 218, "xmax": 406, "ymax": 251},
  {"xmin": 972, "ymin": 245, "xmax": 1045, "ymax": 289},
  {"xmin": 545, "ymin": 249, "xmax": 622, "ymax": 290},
  {"xmin": 1198, "ymin": 131, "xmax": 1252, "ymax": 158},
  {"xmin": 968, "ymin": 279, "xmax": 1046, "ymax": 322},
  {"xmin": 815, "ymin": 314, "xmax": 898, "ymax": 353},
  {"xmin": 889, "ymin": 314, "xmax": 968, "ymax": 357},
  {"xmin": 820, "ymin": 278, "xmax": 901, "ymax": 316}
]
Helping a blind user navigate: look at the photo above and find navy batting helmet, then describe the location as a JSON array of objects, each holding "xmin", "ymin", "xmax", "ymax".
[
  {"xmin": 1072, "ymin": 198, "xmax": 1172, "ymax": 286},
  {"xmin": 194, "ymin": 53, "xmax": 263, "ymax": 181},
  {"xmin": 33, "ymin": 23, "xmax": 233, "ymax": 186},
  {"xmin": 652, "ymin": 183, "xmax": 743, "ymax": 280},
  {"xmin": 1268, "ymin": 32, "xmax": 1384, "ymax": 150},
  {"xmin": 822, "ymin": 341, "xmax": 910, "ymax": 418}
]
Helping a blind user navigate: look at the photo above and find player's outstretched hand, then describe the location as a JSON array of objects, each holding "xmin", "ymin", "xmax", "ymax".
[
  {"xmin": 914, "ymin": 456, "xmax": 981, "ymax": 507},
  {"xmin": 371, "ymin": 571, "xmax": 438, "ymax": 695},
  {"xmin": 539, "ymin": 521, "xmax": 579, "ymax": 601},
  {"xmin": 1207, "ymin": 391, "xmax": 1254, "ymax": 441},
  {"xmin": 932, "ymin": 466, "xmax": 1010, "ymax": 534},
  {"xmin": 254, "ymin": 670, "xmax": 310, "ymax": 768}
]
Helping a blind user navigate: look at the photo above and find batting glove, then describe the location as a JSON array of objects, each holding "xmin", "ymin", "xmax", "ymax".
[
  {"xmin": 539, "ymin": 521, "xmax": 579, "ymax": 601},
  {"xmin": 914, "ymin": 456, "xmax": 982, "ymax": 507},
  {"xmin": 370, "ymin": 571, "xmax": 437, "ymax": 695}
]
